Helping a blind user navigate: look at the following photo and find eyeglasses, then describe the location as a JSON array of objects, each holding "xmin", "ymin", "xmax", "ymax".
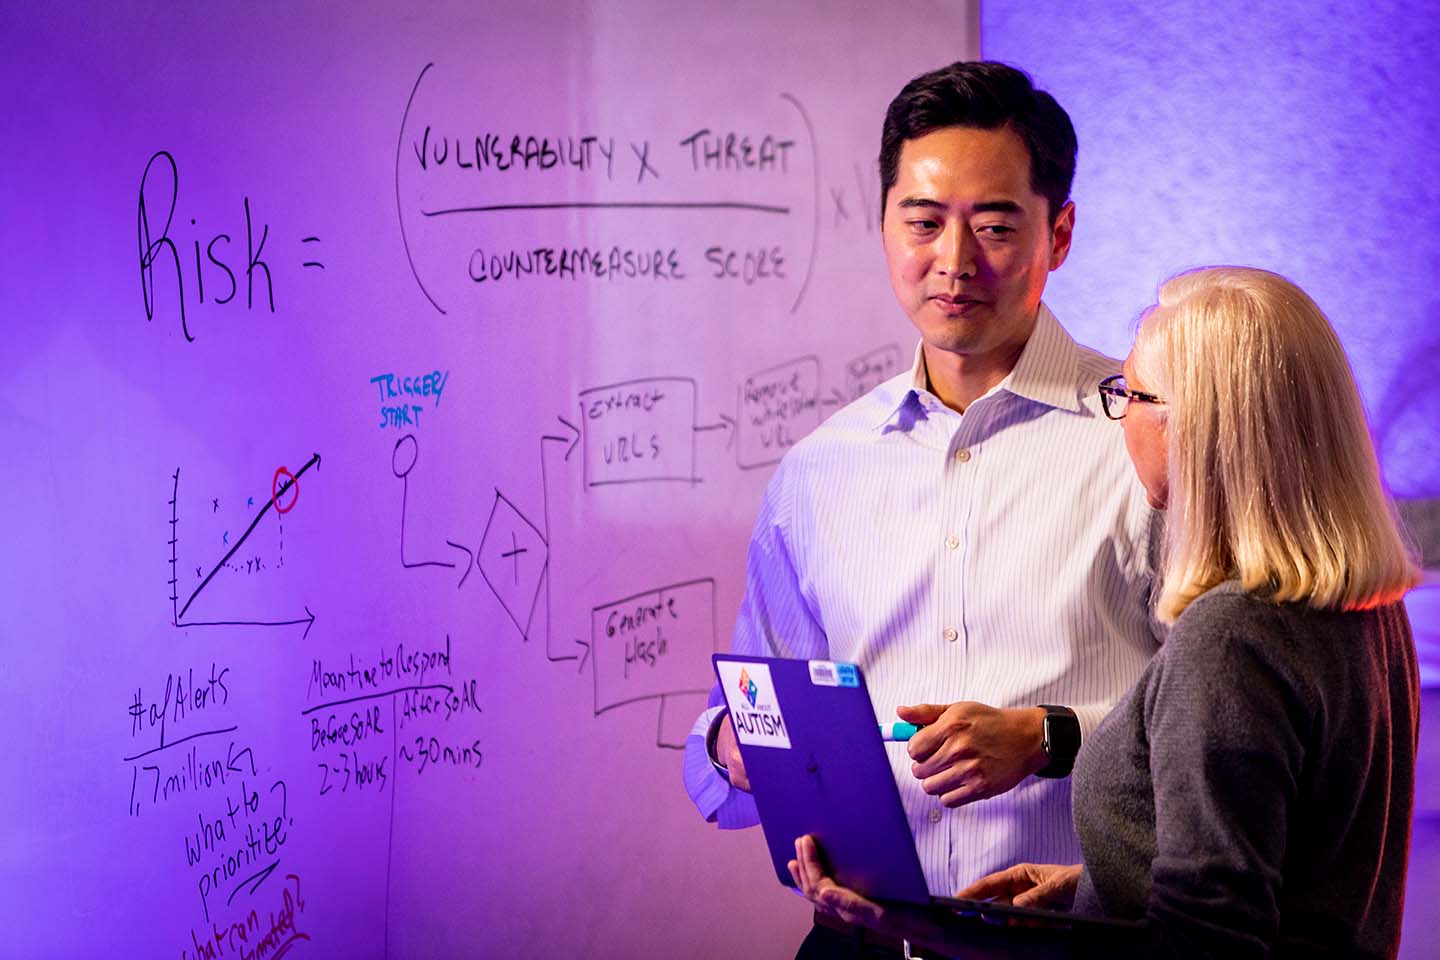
[{"xmin": 1099, "ymin": 374, "xmax": 1165, "ymax": 420}]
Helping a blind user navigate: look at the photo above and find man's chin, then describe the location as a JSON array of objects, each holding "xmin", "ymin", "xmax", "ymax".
[{"xmin": 917, "ymin": 329, "xmax": 987, "ymax": 358}]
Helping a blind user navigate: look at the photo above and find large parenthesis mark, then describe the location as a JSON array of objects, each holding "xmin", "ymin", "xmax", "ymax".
[
  {"xmin": 396, "ymin": 62, "xmax": 446, "ymax": 315},
  {"xmin": 780, "ymin": 92, "xmax": 819, "ymax": 315}
]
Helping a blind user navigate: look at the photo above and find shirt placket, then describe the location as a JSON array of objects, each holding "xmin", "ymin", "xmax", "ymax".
[
  {"xmin": 940, "ymin": 402, "xmax": 983, "ymax": 659},
  {"xmin": 940, "ymin": 396, "xmax": 987, "ymax": 888}
]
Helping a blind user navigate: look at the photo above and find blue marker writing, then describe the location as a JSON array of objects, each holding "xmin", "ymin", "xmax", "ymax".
[{"xmin": 879, "ymin": 722, "xmax": 923, "ymax": 741}]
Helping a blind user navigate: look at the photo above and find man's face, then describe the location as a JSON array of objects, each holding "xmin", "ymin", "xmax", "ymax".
[{"xmin": 882, "ymin": 125, "xmax": 1073, "ymax": 364}]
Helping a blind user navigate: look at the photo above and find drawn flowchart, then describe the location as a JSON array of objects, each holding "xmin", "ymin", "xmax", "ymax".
[{"xmin": 370, "ymin": 342, "xmax": 902, "ymax": 749}]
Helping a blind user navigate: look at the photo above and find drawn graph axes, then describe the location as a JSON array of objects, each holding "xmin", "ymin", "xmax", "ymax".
[{"xmin": 172, "ymin": 453, "xmax": 320, "ymax": 636}]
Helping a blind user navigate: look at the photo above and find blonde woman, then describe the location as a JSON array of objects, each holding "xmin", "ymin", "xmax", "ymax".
[{"xmin": 791, "ymin": 267, "xmax": 1420, "ymax": 958}]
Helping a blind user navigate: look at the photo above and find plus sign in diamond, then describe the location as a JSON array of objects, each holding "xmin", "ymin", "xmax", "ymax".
[{"xmin": 478, "ymin": 490, "xmax": 547, "ymax": 641}]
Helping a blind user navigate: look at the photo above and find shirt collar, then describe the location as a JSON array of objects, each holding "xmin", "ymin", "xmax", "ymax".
[
  {"xmin": 1003, "ymin": 303, "xmax": 1084, "ymax": 413},
  {"xmin": 872, "ymin": 303, "xmax": 1084, "ymax": 431}
]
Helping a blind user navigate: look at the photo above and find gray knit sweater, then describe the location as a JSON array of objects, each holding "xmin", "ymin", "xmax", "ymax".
[{"xmin": 1071, "ymin": 581, "xmax": 1418, "ymax": 958}]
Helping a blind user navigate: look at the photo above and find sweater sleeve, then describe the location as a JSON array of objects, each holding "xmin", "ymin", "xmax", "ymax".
[{"xmin": 1141, "ymin": 597, "xmax": 1306, "ymax": 958}]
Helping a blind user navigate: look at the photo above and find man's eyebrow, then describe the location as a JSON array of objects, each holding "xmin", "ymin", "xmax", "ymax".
[
  {"xmin": 894, "ymin": 197, "xmax": 1026, "ymax": 214},
  {"xmin": 896, "ymin": 197, "xmax": 945, "ymax": 210},
  {"xmin": 972, "ymin": 199, "xmax": 1024, "ymax": 214}
]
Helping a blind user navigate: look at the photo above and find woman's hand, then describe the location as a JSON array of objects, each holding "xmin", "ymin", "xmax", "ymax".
[{"xmin": 955, "ymin": 863, "xmax": 1082, "ymax": 910}]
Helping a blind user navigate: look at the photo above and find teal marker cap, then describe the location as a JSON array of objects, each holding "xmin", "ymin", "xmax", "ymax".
[{"xmin": 879, "ymin": 721, "xmax": 922, "ymax": 741}]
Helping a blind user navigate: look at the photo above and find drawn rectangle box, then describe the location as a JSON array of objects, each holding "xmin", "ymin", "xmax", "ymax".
[
  {"xmin": 846, "ymin": 344, "xmax": 902, "ymax": 400},
  {"xmin": 737, "ymin": 355, "xmax": 822, "ymax": 469},
  {"xmin": 578, "ymin": 377, "xmax": 697, "ymax": 486},
  {"xmin": 591, "ymin": 578, "xmax": 715, "ymax": 715}
]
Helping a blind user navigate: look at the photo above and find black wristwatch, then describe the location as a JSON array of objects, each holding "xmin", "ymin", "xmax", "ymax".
[
  {"xmin": 1036, "ymin": 704, "xmax": 1080, "ymax": 779},
  {"xmin": 705, "ymin": 707, "xmax": 732, "ymax": 783}
]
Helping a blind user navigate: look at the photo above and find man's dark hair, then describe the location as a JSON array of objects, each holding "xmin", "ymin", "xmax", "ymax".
[{"xmin": 879, "ymin": 61, "xmax": 1077, "ymax": 223}]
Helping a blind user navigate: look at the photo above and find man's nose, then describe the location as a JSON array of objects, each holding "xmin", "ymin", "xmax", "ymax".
[{"xmin": 934, "ymin": 223, "xmax": 976, "ymax": 279}]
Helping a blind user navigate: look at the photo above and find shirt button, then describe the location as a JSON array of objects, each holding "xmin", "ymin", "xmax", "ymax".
[
  {"xmin": 945, "ymin": 535, "xmax": 960, "ymax": 550},
  {"xmin": 928, "ymin": 808, "xmax": 943, "ymax": 823},
  {"xmin": 943, "ymin": 627, "xmax": 959, "ymax": 643},
  {"xmin": 955, "ymin": 448, "xmax": 971, "ymax": 462}
]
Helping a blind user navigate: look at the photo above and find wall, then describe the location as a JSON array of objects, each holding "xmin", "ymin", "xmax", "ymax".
[
  {"xmin": 0, "ymin": 3, "xmax": 977, "ymax": 956},
  {"xmin": 981, "ymin": 2, "xmax": 1440, "ymax": 954}
]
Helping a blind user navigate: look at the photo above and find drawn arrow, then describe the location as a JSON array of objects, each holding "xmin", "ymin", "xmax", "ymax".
[
  {"xmin": 179, "ymin": 605, "xmax": 317, "ymax": 640},
  {"xmin": 445, "ymin": 539, "xmax": 474, "ymax": 588},
  {"xmin": 541, "ymin": 414, "xmax": 582, "ymax": 461},
  {"xmin": 226, "ymin": 859, "xmax": 280, "ymax": 908},
  {"xmin": 227, "ymin": 742, "xmax": 257, "ymax": 777},
  {"xmin": 575, "ymin": 638, "xmax": 591, "ymax": 674},
  {"xmin": 694, "ymin": 413, "xmax": 737, "ymax": 449},
  {"xmin": 820, "ymin": 386, "xmax": 847, "ymax": 409}
]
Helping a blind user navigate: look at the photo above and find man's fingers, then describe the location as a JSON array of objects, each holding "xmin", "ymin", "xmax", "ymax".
[
  {"xmin": 896, "ymin": 702, "xmax": 946, "ymax": 725},
  {"xmin": 915, "ymin": 765, "xmax": 983, "ymax": 807},
  {"xmin": 906, "ymin": 706, "xmax": 981, "ymax": 766},
  {"xmin": 939, "ymin": 782, "xmax": 981, "ymax": 807},
  {"xmin": 899, "ymin": 703, "xmax": 948, "ymax": 762},
  {"xmin": 910, "ymin": 743, "xmax": 969, "ymax": 779}
]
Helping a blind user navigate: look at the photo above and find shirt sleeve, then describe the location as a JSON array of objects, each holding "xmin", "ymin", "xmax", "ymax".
[
  {"xmin": 1071, "ymin": 501, "xmax": 1166, "ymax": 746},
  {"xmin": 682, "ymin": 460, "xmax": 830, "ymax": 828},
  {"xmin": 1140, "ymin": 603, "xmax": 1304, "ymax": 958}
]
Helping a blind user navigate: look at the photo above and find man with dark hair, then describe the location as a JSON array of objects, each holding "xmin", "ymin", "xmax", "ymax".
[
  {"xmin": 686, "ymin": 61, "xmax": 1158, "ymax": 957},
  {"xmin": 878, "ymin": 62, "xmax": 1077, "ymax": 224}
]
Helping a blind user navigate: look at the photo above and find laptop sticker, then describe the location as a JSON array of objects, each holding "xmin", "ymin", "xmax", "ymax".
[
  {"xmin": 808, "ymin": 660, "xmax": 859, "ymax": 688},
  {"xmin": 808, "ymin": 660, "xmax": 839, "ymax": 686},
  {"xmin": 717, "ymin": 661, "xmax": 791, "ymax": 749}
]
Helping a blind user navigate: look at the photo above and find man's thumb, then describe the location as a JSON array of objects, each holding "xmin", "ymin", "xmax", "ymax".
[{"xmin": 896, "ymin": 702, "xmax": 945, "ymax": 724}]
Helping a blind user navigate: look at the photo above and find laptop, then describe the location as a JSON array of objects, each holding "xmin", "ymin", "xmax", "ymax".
[{"xmin": 712, "ymin": 653, "xmax": 1148, "ymax": 931}]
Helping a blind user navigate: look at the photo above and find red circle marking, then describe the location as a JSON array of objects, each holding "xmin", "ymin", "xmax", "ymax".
[{"xmin": 272, "ymin": 466, "xmax": 299, "ymax": 514}]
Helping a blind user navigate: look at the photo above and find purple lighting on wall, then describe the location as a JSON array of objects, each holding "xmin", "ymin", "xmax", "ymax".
[{"xmin": 982, "ymin": 3, "xmax": 1440, "ymax": 953}]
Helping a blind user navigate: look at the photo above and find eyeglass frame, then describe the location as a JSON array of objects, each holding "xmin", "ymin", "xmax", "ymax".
[{"xmin": 1098, "ymin": 373, "xmax": 1165, "ymax": 420}]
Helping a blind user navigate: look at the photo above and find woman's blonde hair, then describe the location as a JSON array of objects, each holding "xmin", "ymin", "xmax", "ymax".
[{"xmin": 1133, "ymin": 266, "xmax": 1418, "ymax": 623}]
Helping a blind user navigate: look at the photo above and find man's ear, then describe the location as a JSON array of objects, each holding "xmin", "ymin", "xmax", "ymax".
[{"xmin": 1049, "ymin": 200, "xmax": 1075, "ymax": 271}]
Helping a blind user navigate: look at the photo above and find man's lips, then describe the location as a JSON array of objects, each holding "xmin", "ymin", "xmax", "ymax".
[{"xmin": 928, "ymin": 293, "xmax": 987, "ymax": 313}]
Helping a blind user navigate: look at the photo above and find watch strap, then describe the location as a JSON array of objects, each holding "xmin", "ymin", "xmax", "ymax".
[{"xmin": 1036, "ymin": 704, "xmax": 1080, "ymax": 779}]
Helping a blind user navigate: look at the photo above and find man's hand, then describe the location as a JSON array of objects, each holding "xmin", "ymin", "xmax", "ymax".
[
  {"xmin": 956, "ymin": 862, "xmax": 1082, "ymax": 910},
  {"xmin": 713, "ymin": 713, "xmax": 750, "ymax": 792},
  {"xmin": 899, "ymin": 702, "xmax": 1048, "ymax": 806}
]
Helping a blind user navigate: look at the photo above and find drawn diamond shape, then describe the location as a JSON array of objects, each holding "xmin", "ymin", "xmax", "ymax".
[{"xmin": 478, "ymin": 490, "xmax": 548, "ymax": 641}]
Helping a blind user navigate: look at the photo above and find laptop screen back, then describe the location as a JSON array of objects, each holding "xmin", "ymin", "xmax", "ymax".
[{"xmin": 713, "ymin": 654, "xmax": 931, "ymax": 905}]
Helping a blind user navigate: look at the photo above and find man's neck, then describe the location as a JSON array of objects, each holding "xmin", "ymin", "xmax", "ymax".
[{"xmin": 922, "ymin": 337, "xmax": 1029, "ymax": 414}]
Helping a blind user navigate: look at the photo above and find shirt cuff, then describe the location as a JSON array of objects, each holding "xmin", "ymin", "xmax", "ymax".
[
  {"xmin": 1071, "ymin": 702, "xmax": 1110, "ymax": 745},
  {"xmin": 683, "ymin": 705, "xmax": 759, "ymax": 829}
]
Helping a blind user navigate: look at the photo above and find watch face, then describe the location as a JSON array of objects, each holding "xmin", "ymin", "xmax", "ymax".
[{"xmin": 1040, "ymin": 707, "xmax": 1080, "ymax": 777}]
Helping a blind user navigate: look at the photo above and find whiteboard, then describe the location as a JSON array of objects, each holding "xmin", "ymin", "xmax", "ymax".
[{"xmin": 0, "ymin": 2, "xmax": 977, "ymax": 956}]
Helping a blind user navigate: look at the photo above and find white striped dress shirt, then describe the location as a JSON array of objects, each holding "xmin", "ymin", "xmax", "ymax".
[{"xmin": 685, "ymin": 304, "xmax": 1160, "ymax": 894}]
